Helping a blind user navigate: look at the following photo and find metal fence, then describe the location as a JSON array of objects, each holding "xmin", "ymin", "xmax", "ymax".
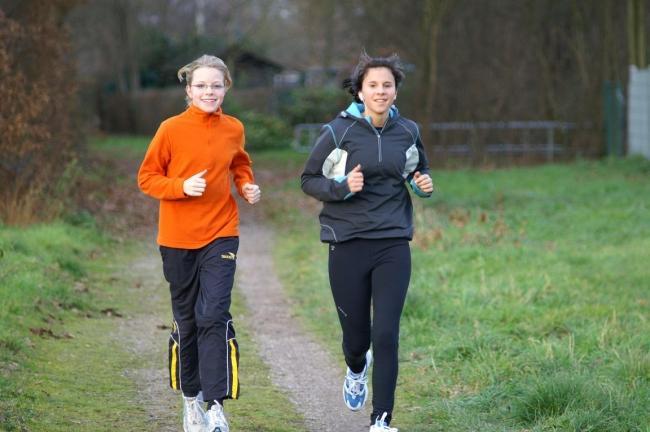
[
  {"xmin": 292, "ymin": 123, "xmax": 325, "ymax": 152},
  {"xmin": 293, "ymin": 120, "xmax": 579, "ymax": 162},
  {"xmin": 427, "ymin": 121, "xmax": 577, "ymax": 162}
]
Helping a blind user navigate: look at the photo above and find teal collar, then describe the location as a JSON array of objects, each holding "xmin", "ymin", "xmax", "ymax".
[{"xmin": 344, "ymin": 102, "xmax": 397, "ymax": 125}]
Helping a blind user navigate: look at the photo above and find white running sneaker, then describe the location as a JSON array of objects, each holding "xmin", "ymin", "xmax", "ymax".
[
  {"xmin": 182, "ymin": 396, "xmax": 206, "ymax": 432},
  {"xmin": 206, "ymin": 402, "xmax": 229, "ymax": 432},
  {"xmin": 343, "ymin": 350, "xmax": 373, "ymax": 411},
  {"xmin": 369, "ymin": 412, "xmax": 398, "ymax": 432}
]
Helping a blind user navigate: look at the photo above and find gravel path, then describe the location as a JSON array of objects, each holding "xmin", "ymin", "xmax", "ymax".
[
  {"xmin": 116, "ymin": 222, "xmax": 371, "ymax": 431},
  {"xmin": 114, "ymin": 249, "xmax": 180, "ymax": 431},
  {"xmin": 236, "ymin": 209, "xmax": 371, "ymax": 432},
  {"xmin": 109, "ymin": 161, "xmax": 370, "ymax": 430}
]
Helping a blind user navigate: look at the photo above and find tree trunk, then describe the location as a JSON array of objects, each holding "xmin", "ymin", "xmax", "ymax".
[
  {"xmin": 420, "ymin": 0, "xmax": 449, "ymax": 152},
  {"xmin": 628, "ymin": 0, "xmax": 647, "ymax": 67}
]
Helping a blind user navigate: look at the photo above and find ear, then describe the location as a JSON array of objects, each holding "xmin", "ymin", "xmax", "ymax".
[
  {"xmin": 186, "ymin": 84, "xmax": 192, "ymax": 99},
  {"xmin": 358, "ymin": 93, "xmax": 364, "ymax": 102}
]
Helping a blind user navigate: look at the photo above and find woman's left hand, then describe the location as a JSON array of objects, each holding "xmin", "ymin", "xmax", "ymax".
[
  {"xmin": 243, "ymin": 183, "xmax": 261, "ymax": 204},
  {"xmin": 413, "ymin": 172, "xmax": 434, "ymax": 193}
]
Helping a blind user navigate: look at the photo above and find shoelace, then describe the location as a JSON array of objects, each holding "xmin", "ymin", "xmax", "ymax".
[
  {"xmin": 185, "ymin": 399, "xmax": 203, "ymax": 424},
  {"xmin": 373, "ymin": 412, "xmax": 398, "ymax": 431},
  {"xmin": 345, "ymin": 371, "xmax": 367, "ymax": 396},
  {"xmin": 208, "ymin": 405, "xmax": 227, "ymax": 427}
]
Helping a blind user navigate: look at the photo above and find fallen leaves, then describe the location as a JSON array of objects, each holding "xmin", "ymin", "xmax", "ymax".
[
  {"xmin": 100, "ymin": 308, "xmax": 123, "ymax": 317},
  {"xmin": 29, "ymin": 327, "xmax": 74, "ymax": 339}
]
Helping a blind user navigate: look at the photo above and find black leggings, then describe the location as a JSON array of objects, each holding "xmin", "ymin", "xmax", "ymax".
[{"xmin": 328, "ymin": 237, "xmax": 411, "ymax": 422}]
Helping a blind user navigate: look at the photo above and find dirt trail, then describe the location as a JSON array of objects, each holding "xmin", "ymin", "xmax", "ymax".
[
  {"xmin": 96, "ymin": 152, "xmax": 180, "ymax": 430},
  {"xmin": 236, "ymin": 208, "xmax": 371, "ymax": 432},
  {"xmin": 113, "ymin": 216, "xmax": 371, "ymax": 431},
  {"xmin": 108, "ymin": 150, "xmax": 370, "ymax": 430},
  {"xmin": 114, "ymin": 247, "xmax": 180, "ymax": 431}
]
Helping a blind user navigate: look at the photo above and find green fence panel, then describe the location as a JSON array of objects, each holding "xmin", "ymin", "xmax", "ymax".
[{"xmin": 603, "ymin": 80, "xmax": 625, "ymax": 157}]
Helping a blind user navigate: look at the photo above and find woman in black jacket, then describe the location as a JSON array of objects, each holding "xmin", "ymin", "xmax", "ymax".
[{"xmin": 301, "ymin": 52, "xmax": 434, "ymax": 432}]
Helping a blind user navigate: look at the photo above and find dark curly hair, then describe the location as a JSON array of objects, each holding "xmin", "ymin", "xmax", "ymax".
[{"xmin": 342, "ymin": 51, "xmax": 405, "ymax": 103}]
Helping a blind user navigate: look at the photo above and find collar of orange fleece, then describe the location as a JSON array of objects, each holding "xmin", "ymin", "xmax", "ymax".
[{"xmin": 186, "ymin": 104, "xmax": 223, "ymax": 122}]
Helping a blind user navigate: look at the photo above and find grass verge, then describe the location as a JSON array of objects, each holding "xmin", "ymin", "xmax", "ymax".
[{"xmin": 260, "ymin": 153, "xmax": 650, "ymax": 431}]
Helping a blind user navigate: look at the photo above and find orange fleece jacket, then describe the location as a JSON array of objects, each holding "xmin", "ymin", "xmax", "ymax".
[{"xmin": 138, "ymin": 105, "xmax": 254, "ymax": 249}]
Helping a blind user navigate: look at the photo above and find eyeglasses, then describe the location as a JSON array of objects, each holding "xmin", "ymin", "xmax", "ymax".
[{"xmin": 191, "ymin": 83, "xmax": 225, "ymax": 91}]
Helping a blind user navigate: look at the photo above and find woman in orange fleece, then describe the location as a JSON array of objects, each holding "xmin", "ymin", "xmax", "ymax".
[{"xmin": 138, "ymin": 54, "xmax": 260, "ymax": 432}]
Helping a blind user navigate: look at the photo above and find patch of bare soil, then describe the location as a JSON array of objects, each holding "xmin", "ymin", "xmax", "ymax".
[{"xmin": 237, "ymin": 207, "xmax": 371, "ymax": 432}]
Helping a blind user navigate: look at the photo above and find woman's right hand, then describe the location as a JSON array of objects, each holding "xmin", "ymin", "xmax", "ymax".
[{"xmin": 347, "ymin": 164, "xmax": 364, "ymax": 193}]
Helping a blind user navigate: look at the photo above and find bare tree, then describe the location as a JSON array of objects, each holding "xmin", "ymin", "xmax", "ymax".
[
  {"xmin": 419, "ymin": 0, "xmax": 452, "ymax": 145},
  {"xmin": 68, "ymin": 0, "xmax": 142, "ymax": 93}
]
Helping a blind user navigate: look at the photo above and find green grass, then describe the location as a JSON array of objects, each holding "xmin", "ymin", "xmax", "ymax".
[
  {"xmin": 252, "ymin": 147, "xmax": 309, "ymax": 168},
  {"xmin": 51, "ymin": 138, "xmax": 649, "ymax": 430},
  {"xmin": 89, "ymin": 135, "xmax": 150, "ymax": 159},
  {"xmin": 0, "ymin": 225, "xmax": 304, "ymax": 431},
  {"xmin": 268, "ymin": 156, "xmax": 650, "ymax": 431},
  {"xmin": 0, "ymin": 221, "xmax": 143, "ymax": 431},
  {"xmin": 11, "ymin": 303, "xmax": 154, "ymax": 431},
  {"xmin": 0, "ymin": 222, "xmax": 104, "ymax": 362}
]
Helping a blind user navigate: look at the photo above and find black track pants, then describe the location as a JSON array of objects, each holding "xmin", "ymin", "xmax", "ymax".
[
  {"xmin": 328, "ymin": 237, "xmax": 411, "ymax": 422},
  {"xmin": 159, "ymin": 236, "xmax": 240, "ymax": 402}
]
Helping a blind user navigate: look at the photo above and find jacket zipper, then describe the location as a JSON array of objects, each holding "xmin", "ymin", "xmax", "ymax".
[
  {"xmin": 375, "ymin": 116, "xmax": 392, "ymax": 164},
  {"xmin": 377, "ymin": 133, "xmax": 382, "ymax": 163}
]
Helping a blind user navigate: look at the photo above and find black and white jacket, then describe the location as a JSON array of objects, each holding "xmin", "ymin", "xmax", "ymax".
[{"xmin": 301, "ymin": 102, "xmax": 432, "ymax": 243}]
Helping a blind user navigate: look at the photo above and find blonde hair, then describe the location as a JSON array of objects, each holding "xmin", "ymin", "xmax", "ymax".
[{"xmin": 177, "ymin": 55, "xmax": 233, "ymax": 105}]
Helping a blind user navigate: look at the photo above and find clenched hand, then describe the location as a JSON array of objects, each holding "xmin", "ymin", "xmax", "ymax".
[
  {"xmin": 183, "ymin": 169, "xmax": 207, "ymax": 196},
  {"xmin": 243, "ymin": 183, "xmax": 261, "ymax": 204},
  {"xmin": 347, "ymin": 164, "xmax": 364, "ymax": 193},
  {"xmin": 413, "ymin": 171, "xmax": 434, "ymax": 193}
]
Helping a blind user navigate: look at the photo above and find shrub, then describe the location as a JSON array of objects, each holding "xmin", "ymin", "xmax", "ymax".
[
  {"xmin": 225, "ymin": 103, "xmax": 292, "ymax": 151},
  {"xmin": 279, "ymin": 87, "xmax": 350, "ymax": 126},
  {"xmin": 0, "ymin": 2, "xmax": 82, "ymax": 225}
]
